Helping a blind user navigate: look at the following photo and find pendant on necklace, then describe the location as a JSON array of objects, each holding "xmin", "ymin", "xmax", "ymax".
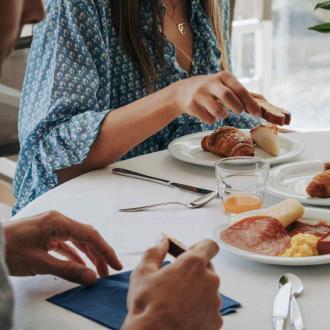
[{"xmin": 178, "ymin": 23, "xmax": 186, "ymax": 35}]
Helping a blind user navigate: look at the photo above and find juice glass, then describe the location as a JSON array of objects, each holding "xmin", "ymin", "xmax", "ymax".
[{"xmin": 215, "ymin": 157, "xmax": 270, "ymax": 214}]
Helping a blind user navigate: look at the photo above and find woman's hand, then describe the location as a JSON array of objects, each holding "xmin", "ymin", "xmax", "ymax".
[
  {"xmin": 4, "ymin": 211, "xmax": 122, "ymax": 284},
  {"xmin": 171, "ymin": 71, "xmax": 262, "ymax": 124},
  {"xmin": 122, "ymin": 239, "xmax": 222, "ymax": 330}
]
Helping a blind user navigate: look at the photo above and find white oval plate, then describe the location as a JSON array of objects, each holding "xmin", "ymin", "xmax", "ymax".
[
  {"xmin": 215, "ymin": 207, "xmax": 330, "ymax": 266},
  {"xmin": 168, "ymin": 131, "xmax": 304, "ymax": 167},
  {"xmin": 268, "ymin": 160, "xmax": 330, "ymax": 206}
]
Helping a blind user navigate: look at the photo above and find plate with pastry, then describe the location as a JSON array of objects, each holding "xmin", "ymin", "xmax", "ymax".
[
  {"xmin": 268, "ymin": 160, "xmax": 330, "ymax": 206},
  {"xmin": 215, "ymin": 199, "xmax": 330, "ymax": 266},
  {"xmin": 168, "ymin": 125, "xmax": 304, "ymax": 167}
]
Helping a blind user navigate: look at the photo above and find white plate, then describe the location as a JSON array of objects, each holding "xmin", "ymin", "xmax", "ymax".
[
  {"xmin": 168, "ymin": 131, "xmax": 304, "ymax": 167},
  {"xmin": 268, "ymin": 160, "xmax": 330, "ymax": 206},
  {"xmin": 215, "ymin": 207, "xmax": 330, "ymax": 266}
]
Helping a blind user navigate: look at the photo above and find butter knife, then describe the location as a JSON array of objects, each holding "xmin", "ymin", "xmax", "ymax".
[
  {"xmin": 273, "ymin": 282, "xmax": 292, "ymax": 330},
  {"xmin": 112, "ymin": 168, "xmax": 213, "ymax": 195}
]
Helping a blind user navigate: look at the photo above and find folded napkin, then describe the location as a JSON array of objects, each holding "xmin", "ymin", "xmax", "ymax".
[{"xmin": 48, "ymin": 266, "xmax": 241, "ymax": 330}]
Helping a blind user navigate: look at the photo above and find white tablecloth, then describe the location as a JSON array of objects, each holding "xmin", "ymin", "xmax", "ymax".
[{"xmin": 11, "ymin": 131, "xmax": 330, "ymax": 330}]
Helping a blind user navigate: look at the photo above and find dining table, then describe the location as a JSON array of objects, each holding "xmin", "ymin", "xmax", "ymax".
[{"xmin": 10, "ymin": 131, "xmax": 330, "ymax": 330}]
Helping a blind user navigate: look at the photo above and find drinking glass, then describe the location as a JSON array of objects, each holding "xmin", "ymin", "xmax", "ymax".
[{"xmin": 215, "ymin": 157, "xmax": 270, "ymax": 214}]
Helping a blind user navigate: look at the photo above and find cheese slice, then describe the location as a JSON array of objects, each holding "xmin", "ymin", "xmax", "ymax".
[
  {"xmin": 255, "ymin": 198, "xmax": 304, "ymax": 228},
  {"xmin": 251, "ymin": 123, "xmax": 280, "ymax": 157}
]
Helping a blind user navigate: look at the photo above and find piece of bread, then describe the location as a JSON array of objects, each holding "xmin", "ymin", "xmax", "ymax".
[
  {"xmin": 324, "ymin": 162, "xmax": 330, "ymax": 171},
  {"xmin": 255, "ymin": 98, "xmax": 291, "ymax": 126},
  {"xmin": 201, "ymin": 126, "xmax": 255, "ymax": 157},
  {"xmin": 252, "ymin": 198, "xmax": 305, "ymax": 228},
  {"xmin": 163, "ymin": 234, "xmax": 187, "ymax": 257},
  {"xmin": 317, "ymin": 232, "xmax": 330, "ymax": 255},
  {"xmin": 251, "ymin": 123, "xmax": 280, "ymax": 156},
  {"xmin": 306, "ymin": 170, "xmax": 330, "ymax": 198}
]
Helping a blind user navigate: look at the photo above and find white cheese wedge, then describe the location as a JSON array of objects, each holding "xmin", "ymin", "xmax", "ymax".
[
  {"xmin": 251, "ymin": 123, "xmax": 280, "ymax": 157},
  {"xmin": 257, "ymin": 198, "xmax": 305, "ymax": 227}
]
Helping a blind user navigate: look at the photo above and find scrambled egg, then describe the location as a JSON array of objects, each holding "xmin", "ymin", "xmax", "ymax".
[{"xmin": 281, "ymin": 233, "xmax": 319, "ymax": 257}]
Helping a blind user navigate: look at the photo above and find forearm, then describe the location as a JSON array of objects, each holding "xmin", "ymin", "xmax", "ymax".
[{"xmin": 57, "ymin": 85, "xmax": 179, "ymax": 182}]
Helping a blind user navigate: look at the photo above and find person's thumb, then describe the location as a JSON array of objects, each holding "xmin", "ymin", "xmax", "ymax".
[{"xmin": 42, "ymin": 254, "xmax": 97, "ymax": 285}]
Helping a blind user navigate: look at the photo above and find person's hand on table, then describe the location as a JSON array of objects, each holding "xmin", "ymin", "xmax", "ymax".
[
  {"xmin": 122, "ymin": 239, "xmax": 222, "ymax": 330},
  {"xmin": 170, "ymin": 71, "xmax": 262, "ymax": 125},
  {"xmin": 4, "ymin": 211, "xmax": 122, "ymax": 284}
]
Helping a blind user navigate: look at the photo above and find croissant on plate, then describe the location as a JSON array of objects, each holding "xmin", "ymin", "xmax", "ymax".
[
  {"xmin": 201, "ymin": 126, "xmax": 255, "ymax": 157},
  {"xmin": 306, "ymin": 170, "xmax": 330, "ymax": 198}
]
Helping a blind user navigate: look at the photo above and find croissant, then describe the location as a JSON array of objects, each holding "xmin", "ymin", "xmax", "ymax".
[
  {"xmin": 306, "ymin": 170, "xmax": 330, "ymax": 198},
  {"xmin": 201, "ymin": 126, "xmax": 255, "ymax": 157}
]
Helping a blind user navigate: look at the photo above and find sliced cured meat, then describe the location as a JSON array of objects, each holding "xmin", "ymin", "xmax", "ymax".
[
  {"xmin": 220, "ymin": 216, "xmax": 290, "ymax": 256},
  {"xmin": 317, "ymin": 232, "xmax": 330, "ymax": 255},
  {"xmin": 287, "ymin": 220, "xmax": 330, "ymax": 238}
]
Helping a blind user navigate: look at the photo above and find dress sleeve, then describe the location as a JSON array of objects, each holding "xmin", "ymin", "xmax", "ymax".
[{"xmin": 18, "ymin": 0, "xmax": 112, "ymax": 188}]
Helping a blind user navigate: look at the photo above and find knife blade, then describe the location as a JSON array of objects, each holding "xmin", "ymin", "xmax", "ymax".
[
  {"xmin": 112, "ymin": 168, "xmax": 214, "ymax": 195},
  {"xmin": 273, "ymin": 282, "xmax": 292, "ymax": 330}
]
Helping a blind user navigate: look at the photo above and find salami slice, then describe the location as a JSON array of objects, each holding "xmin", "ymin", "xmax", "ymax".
[
  {"xmin": 287, "ymin": 220, "xmax": 330, "ymax": 238},
  {"xmin": 220, "ymin": 216, "xmax": 290, "ymax": 256}
]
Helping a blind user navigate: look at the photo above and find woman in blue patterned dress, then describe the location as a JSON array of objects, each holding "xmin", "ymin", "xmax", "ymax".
[{"xmin": 13, "ymin": 0, "xmax": 262, "ymax": 214}]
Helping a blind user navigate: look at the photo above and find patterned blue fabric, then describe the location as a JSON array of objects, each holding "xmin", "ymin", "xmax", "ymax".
[{"xmin": 13, "ymin": 0, "xmax": 260, "ymax": 214}]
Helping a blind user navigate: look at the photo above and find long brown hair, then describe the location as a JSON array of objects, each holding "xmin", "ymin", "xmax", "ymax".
[{"xmin": 111, "ymin": 0, "xmax": 229, "ymax": 90}]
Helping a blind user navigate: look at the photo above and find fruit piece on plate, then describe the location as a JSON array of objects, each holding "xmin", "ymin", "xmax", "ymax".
[
  {"xmin": 251, "ymin": 123, "xmax": 280, "ymax": 157},
  {"xmin": 255, "ymin": 98, "xmax": 291, "ymax": 126},
  {"xmin": 252, "ymin": 198, "xmax": 305, "ymax": 228},
  {"xmin": 317, "ymin": 232, "xmax": 330, "ymax": 255}
]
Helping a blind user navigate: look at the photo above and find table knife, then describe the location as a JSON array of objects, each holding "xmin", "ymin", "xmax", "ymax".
[
  {"xmin": 112, "ymin": 168, "xmax": 214, "ymax": 195},
  {"xmin": 273, "ymin": 282, "xmax": 292, "ymax": 330}
]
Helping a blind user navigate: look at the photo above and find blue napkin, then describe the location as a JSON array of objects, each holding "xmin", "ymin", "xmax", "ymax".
[{"xmin": 48, "ymin": 266, "xmax": 241, "ymax": 330}]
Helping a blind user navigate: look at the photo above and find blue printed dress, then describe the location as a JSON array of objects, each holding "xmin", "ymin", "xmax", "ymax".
[{"xmin": 13, "ymin": 0, "xmax": 260, "ymax": 214}]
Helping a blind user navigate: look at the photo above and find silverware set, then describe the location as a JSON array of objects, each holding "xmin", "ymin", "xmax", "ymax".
[
  {"xmin": 113, "ymin": 167, "xmax": 218, "ymax": 212},
  {"xmin": 114, "ymin": 167, "xmax": 306, "ymax": 330},
  {"xmin": 273, "ymin": 273, "xmax": 304, "ymax": 330}
]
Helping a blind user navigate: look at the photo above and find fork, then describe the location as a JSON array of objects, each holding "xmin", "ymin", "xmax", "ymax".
[{"xmin": 119, "ymin": 191, "xmax": 218, "ymax": 212}]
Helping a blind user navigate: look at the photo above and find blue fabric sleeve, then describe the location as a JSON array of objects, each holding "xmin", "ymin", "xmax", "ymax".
[
  {"xmin": 18, "ymin": 0, "xmax": 112, "ymax": 181},
  {"xmin": 13, "ymin": 0, "xmax": 113, "ymax": 211}
]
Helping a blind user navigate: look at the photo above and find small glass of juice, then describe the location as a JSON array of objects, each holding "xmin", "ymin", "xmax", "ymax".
[{"xmin": 215, "ymin": 157, "xmax": 270, "ymax": 215}]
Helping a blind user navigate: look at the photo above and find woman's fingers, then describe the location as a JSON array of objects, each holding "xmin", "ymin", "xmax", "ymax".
[
  {"xmin": 198, "ymin": 94, "xmax": 228, "ymax": 119},
  {"xmin": 250, "ymin": 91, "xmax": 267, "ymax": 101},
  {"xmin": 218, "ymin": 72, "xmax": 261, "ymax": 116},
  {"xmin": 191, "ymin": 101, "xmax": 216, "ymax": 124}
]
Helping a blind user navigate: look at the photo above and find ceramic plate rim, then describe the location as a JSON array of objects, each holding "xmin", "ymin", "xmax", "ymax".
[
  {"xmin": 215, "ymin": 207, "xmax": 330, "ymax": 266},
  {"xmin": 168, "ymin": 130, "xmax": 305, "ymax": 167},
  {"xmin": 267, "ymin": 160, "xmax": 330, "ymax": 206}
]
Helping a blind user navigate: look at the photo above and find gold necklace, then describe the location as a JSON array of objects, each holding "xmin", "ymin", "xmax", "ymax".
[{"xmin": 163, "ymin": 1, "xmax": 187, "ymax": 36}]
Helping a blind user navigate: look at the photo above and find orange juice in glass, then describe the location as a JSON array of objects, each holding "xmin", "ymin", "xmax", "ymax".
[{"xmin": 215, "ymin": 157, "xmax": 270, "ymax": 215}]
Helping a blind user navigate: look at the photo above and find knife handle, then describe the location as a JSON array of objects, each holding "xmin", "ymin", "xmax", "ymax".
[
  {"xmin": 112, "ymin": 168, "xmax": 170, "ymax": 186},
  {"xmin": 291, "ymin": 297, "xmax": 304, "ymax": 330}
]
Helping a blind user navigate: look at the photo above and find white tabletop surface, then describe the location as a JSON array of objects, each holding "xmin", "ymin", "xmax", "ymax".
[{"xmin": 11, "ymin": 131, "xmax": 330, "ymax": 330}]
